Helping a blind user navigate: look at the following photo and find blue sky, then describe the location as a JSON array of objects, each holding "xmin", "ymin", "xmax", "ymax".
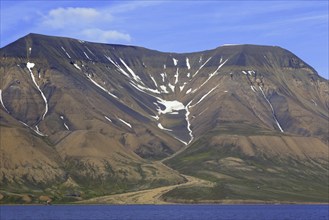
[{"xmin": 1, "ymin": 0, "xmax": 328, "ymax": 78}]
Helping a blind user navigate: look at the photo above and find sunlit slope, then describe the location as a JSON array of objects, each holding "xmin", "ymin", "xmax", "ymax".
[{"xmin": 0, "ymin": 33, "xmax": 328, "ymax": 202}]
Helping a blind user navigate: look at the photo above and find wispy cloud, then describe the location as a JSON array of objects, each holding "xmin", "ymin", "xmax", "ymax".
[
  {"xmin": 81, "ymin": 28, "xmax": 131, "ymax": 42},
  {"xmin": 38, "ymin": 6, "xmax": 131, "ymax": 43},
  {"xmin": 42, "ymin": 7, "xmax": 110, "ymax": 29},
  {"xmin": 108, "ymin": 1, "xmax": 162, "ymax": 14}
]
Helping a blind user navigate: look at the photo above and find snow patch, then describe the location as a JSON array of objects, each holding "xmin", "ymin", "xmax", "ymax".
[
  {"xmin": 105, "ymin": 116, "xmax": 112, "ymax": 122},
  {"xmin": 156, "ymin": 99, "xmax": 185, "ymax": 114},
  {"xmin": 186, "ymin": 57, "xmax": 190, "ymax": 69},
  {"xmin": 222, "ymin": 44, "xmax": 241, "ymax": 46},
  {"xmin": 159, "ymin": 85, "xmax": 169, "ymax": 93},
  {"xmin": 150, "ymin": 76, "xmax": 158, "ymax": 88},
  {"xmin": 83, "ymin": 51, "xmax": 91, "ymax": 60},
  {"xmin": 173, "ymin": 58, "xmax": 178, "ymax": 66},
  {"xmin": 118, "ymin": 118, "xmax": 132, "ymax": 128},
  {"xmin": 35, "ymin": 125, "xmax": 46, "ymax": 136},
  {"xmin": 74, "ymin": 63, "xmax": 81, "ymax": 70},
  {"xmin": 151, "ymin": 115, "xmax": 159, "ymax": 120},
  {"xmin": 19, "ymin": 121, "xmax": 29, "ymax": 127},
  {"xmin": 248, "ymin": 70, "xmax": 255, "ymax": 75},
  {"xmin": 160, "ymin": 73, "xmax": 166, "ymax": 82},
  {"xmin": 63, "ymin": 123, "xmax": 69, "ymax": 130},
  {"xmin": 61, "ymin": 46, "xmax": 71, "ymax": 58},
  {"xmin": 158, "ymin": 123, "xmax": 173, "ymax": 131},
  {"xmin": 168, "ymin": 83, "xmax": 175, "ymax": 92},
  {"xmin": 174, "ymin": 68, "xmax": 179, "ymax": 84},
  {"xmin": 179, "ymin": 84, "xmax": 186, "ymax": 92},
  {"xmin": 130, "ymin": 82, "xmax": 161, "ymax": 94},
  {"xmin": 60, "ymin": 115, "xmax": 69, "ymax": 130}
]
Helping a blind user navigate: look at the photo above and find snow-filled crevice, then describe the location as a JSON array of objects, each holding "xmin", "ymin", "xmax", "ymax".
[
  {"xmin": 35, "ymin": 125, "xmax": 46, "ymax": 136},
  {"xmin": 119, "ymin": 58, "xmax": 144, "ymax": 85},
  {"xmin": 192, "ymin": 59, "xmax": 228, "ymax": 93},
  {"xmin": 186, "ymin": 57, "xmax": 191, "ymax": 70},
  {"xmin": 26, "ymin": 62, "xmax": 48, "ymax": 120},
  {"xmin": 106, "ymin": 55, "xmax": 164, "ymax": 96},
  {"xmin": 105, "ymin": 55, "xmax": 130, "ymax": 78},
  {"xmin": 104, "ymin": 54, "xmax": 230, "ymax": 146},
  {"xmin": 190, "ymin": 85, "xmax": 219, "ymax": 108},
  {"xmin": 154, "ymin": 98, "xmax": 194, "ymax": 145},
  {"xmin": 251, "ymin": 85, "xmax": 257, "ymax": 92},
  {"xmin": 192, "ymin": 57, "xmax": 212, "ymax": 77},
  {"xmin": 174, "ymin": 68, "xmax": 179, "ymax": 84},
  {"xmin": 87, "ymin": 75, "xmax": 118, "ymax": 99},
  {"xmin": 160, "ymin": 73, "xmax": 166, "ymax": 82},
  {"xmin": 61, "ymin": 46, "xmax": 71, "ymax": 59},
  {"xmin": 83, "ymin": 51, "xmax": 91, "ymax": 60},
  {"xmin": 118, "ymin": 118, "xmax": 132, "ymax": 128},
  {"xmin": 173, "ymin": 58, "xmax": 178, "ymax": 66},
  {"xmin": 0, "ymin": 89, "xmax": 9, "ymax": 113},
  {"xmin": 158, "ymin": 123, "xmax": 173, "ymax": 131},
  {"xmin": 85, "ymin": 46, "xmax": 96, "ymax": 57},
  {"xmin": 259, "ymin": 86, "xmax": 284, "ymax": 133},
  {"xmin": 150, "ymin": 76, "xmax": 158, "ymax": 88},
  {"xmin": 184, "ymin": 100, "xmax": 193, "ymax": 145},
  {"xmin": 74, "ymin": 63, "xmax": 81, "ymax": 70},
  {"xmin": 60, "ymin": 115, "xmax": 70, "ymax": 130},
  {"xmin": 19, "ymin": 120, "xmax": 46, "ymax": 136}
]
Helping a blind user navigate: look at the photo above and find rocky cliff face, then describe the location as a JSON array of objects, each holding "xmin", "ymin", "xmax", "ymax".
[{"xmin": 0, "ymin": 33, "xmax": 328, "ymax": 202}]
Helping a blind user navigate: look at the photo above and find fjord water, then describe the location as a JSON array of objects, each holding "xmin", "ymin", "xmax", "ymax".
[{"xmin": 1, "ymin": 205, "xmax": 328, "ymax": 220}]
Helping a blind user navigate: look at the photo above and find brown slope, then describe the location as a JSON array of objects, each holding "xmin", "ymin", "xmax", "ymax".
[{"xmin": 0, "ymin": 33, "xmax": 328, "ymax": 203}]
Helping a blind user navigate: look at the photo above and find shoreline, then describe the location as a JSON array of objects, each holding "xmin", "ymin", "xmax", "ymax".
[{"xmin": 1, "ymin": 200, "xmax": 328, "ymax": 206}]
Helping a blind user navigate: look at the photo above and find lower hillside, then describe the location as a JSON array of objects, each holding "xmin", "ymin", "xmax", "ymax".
[
  {"xmin": 163, "ymin": 132, "xmax": 329, "ymax": 203},
  {"xmin": 0, "ymin": 124, "xmax": 185, "ymax": 204}
]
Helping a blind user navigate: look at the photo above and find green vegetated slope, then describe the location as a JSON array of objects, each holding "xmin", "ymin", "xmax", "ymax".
[{"xmin": 164, "ymin": 125, "xmax": 329, "ymax": 203}]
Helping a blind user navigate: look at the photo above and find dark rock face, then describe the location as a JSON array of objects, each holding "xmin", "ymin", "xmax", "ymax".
[{"xmin": 0, "ymin": 33, "xmax": 328, "ymax": 202}]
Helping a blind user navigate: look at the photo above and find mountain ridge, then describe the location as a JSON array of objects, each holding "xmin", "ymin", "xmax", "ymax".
[
  {"xmin": 0, "ymin": 33, "xmax": 328, "ymax": 203},
  {"xmin": 1, "ymin": 33, "xmax": 318, "ymax": 73}
]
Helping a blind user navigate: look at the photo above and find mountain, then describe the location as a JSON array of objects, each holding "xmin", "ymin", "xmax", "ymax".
[{"xmin": 0, "ymin": 33, "xmax": 328, "ymax": 203}]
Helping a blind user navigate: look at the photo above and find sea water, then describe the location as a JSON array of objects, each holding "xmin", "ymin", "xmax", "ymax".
[{"xmin": 0, "ymin": 204, "xmax": 328, "ymax": 220}]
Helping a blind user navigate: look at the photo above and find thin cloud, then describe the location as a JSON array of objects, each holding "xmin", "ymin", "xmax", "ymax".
[
  {"xmin": 42, "ymin": 7, "xmax": 112, "ymax": 29},
  {"xmin": 38, "ymin": 6, "xmax": 130, "ymax": 43},
  {"xmin": 108, "ymin": 1, "xmax": 162, "ymax": 14},
  {"xmin": 81, "ymin": 28, "xmax": 131, "ymax": 43}
]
